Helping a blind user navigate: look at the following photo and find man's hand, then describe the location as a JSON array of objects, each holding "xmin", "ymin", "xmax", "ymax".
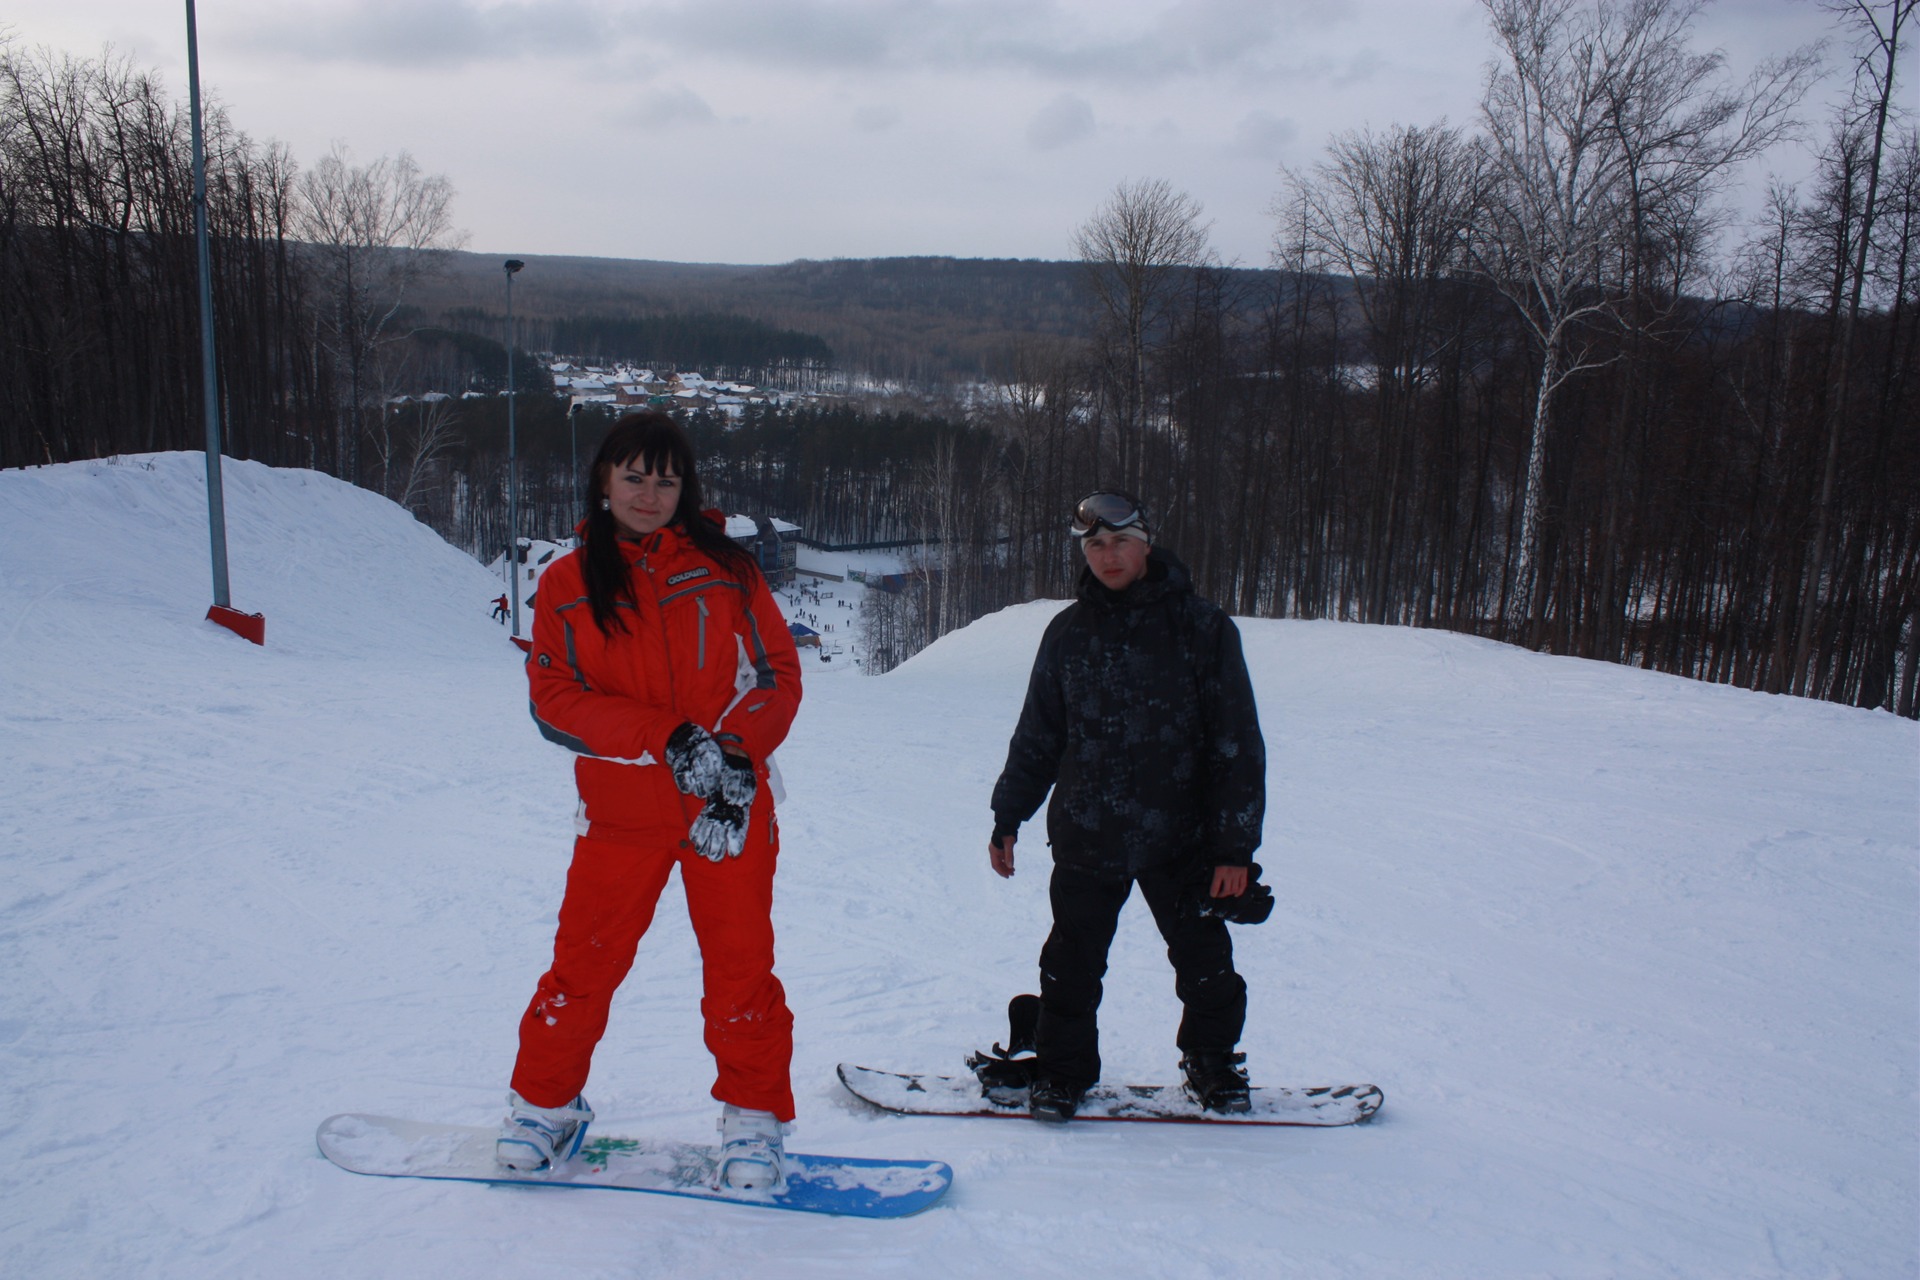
[
  {"xmin": 1210, "ymin": 865, "xmax": 1248, "ymax": 898},
  {"xmin": 989, "ymin": 833, "xmax": 1017, "ymax": 878}
]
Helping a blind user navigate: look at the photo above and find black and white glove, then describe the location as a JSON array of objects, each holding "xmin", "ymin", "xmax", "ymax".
[
  {"xmin": 665, "ymin": 722, "xmax": 726, "ymax": 798},
  {"xmin": 688, "ymin": 753, "xmax": 757, "ymax": 861}
]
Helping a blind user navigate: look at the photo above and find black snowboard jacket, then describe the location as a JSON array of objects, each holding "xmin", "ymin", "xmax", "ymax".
[{"xmin": 989, "ymin": 547, "xmax": 1267, "ymax": 881}]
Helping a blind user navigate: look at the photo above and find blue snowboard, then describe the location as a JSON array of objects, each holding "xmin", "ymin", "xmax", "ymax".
[{"xmin": 316, "ymin": 1113, "xmax": 951, "ymax": 1218}]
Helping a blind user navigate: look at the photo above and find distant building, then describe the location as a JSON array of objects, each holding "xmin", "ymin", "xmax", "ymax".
[{"xmin": 725, "ymin": 514, "xmax": 800, "ymax": 585}]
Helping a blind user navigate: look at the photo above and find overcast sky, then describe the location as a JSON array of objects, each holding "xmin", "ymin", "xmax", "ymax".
[{"xmin": 1, "ymin": 1, "xmax": 1881, "ymax": 267}]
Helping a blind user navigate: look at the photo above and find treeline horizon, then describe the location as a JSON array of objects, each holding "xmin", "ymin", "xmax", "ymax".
[{"xmin": 2, "ymin": 6, "xmax": 1915, "ymax": 719}]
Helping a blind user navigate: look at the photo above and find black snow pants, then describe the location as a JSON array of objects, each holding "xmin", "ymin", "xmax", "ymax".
[{"xmin": 1034, "ymin": 863, "xmax": 1248, "ymax": 1089}]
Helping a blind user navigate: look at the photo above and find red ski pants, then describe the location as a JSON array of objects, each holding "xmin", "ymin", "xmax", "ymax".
[{"xmin": 509, "ymin": 826, "xmax": 795, "ymax": 1121}]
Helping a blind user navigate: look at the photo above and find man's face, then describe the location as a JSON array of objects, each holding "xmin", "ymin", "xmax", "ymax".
[{"xmin": 1081, "ymin": 529, "xmax": 1150, "ymax": 590}]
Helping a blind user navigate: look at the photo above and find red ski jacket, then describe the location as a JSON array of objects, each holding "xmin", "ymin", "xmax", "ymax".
[{"xmin": 526, "ymin": 521, "xmax": 802, "ymax": 839}]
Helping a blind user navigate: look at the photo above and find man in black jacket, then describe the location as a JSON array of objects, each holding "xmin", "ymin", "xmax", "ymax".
[{"xmin": 988, "ymin": 492, "xmax": 1267, "ymax": 1121}]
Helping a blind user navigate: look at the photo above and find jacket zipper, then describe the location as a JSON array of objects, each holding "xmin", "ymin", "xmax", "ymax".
[
  {"xmin": 696, "ymin": 596, "xmax": 709, "ymax": 669},
  {"xmin": 639, "ymin": 533, "xmax": 698, "ymax": 836}
]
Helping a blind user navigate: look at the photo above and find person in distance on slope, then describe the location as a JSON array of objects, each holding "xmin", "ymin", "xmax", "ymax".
[
  {"xmin": 500, "ymin": 411, "xmax": 803, "ymax": 1192},
  {"xmin": 987, "ymin": 492, "xmax": 1268, "ymax": 1121}
]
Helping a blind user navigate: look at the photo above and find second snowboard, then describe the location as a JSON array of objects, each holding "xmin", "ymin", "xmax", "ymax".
[{"xmin": 836, "ymin": 1064, "xmax": 1383, "ymax": 1126}]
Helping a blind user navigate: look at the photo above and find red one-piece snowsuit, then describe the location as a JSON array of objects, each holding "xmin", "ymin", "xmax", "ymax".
[{"xmin": 512, "ymin": 520, "xmax": 803, "ymax": 1120}]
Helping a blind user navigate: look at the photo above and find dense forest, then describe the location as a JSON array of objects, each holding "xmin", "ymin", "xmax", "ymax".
[
  {"xmin": 3, "ymin": 1, "xmax": 1915, "ymax": 717},
  {"xmin": 416, "ymin": 251, "xmax": 1104, "ymax": 385},
  {"xmin": 547, "ymin": 313, "xmax": 832, "ymax": 379}
]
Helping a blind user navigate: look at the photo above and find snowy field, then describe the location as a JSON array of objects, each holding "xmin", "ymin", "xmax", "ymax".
[{"xmin": 1, "ymin": 453, "xmax": 1914, "ymax": 1279}]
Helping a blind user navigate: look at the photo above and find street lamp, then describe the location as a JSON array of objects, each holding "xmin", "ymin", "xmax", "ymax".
[
  {"xmin": 504, "ymin": 258, "xmax": 524, "ymax": 640},
  {"xmin": 186, "ymin": 0, "xmax": 261, "ymax": 644},
  {"xmin": 569, "ymin": 399, "xmax": 583, "ymax": 522}
]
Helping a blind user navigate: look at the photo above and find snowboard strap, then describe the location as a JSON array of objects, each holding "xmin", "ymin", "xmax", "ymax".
[{"xmin": 966, "ymin": 1048, "xmax": 1036, "ymax": 1092}]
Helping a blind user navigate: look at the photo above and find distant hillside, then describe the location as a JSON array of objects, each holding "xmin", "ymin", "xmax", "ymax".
[{"xmin": 411, "ymin": 251, "xmax": 1280, "ymax": 386}]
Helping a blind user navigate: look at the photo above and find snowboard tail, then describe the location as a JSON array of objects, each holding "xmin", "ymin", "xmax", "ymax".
[
  {"xmin": 316, "ymin": 1113, "xmax": 951, "ymax": 1218},
  {"xmin": 837, "ymin": 1063, "xmax": 1383, "ymax": 1127}
]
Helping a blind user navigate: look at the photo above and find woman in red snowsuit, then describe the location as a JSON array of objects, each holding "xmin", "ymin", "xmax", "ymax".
[{"xmin": 499, "ymin": 411, "xmax": 802, "ymax": 1190}]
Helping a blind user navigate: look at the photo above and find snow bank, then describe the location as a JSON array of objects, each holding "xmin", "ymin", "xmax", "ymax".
[{"xmin": 1, "ymin": 454, "xmax": 1914, "ymax": 1278}]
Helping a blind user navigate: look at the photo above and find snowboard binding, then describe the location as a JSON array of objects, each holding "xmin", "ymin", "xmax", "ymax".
[{"xmin": 964, "ymin": 993, "xmax": 1040, "ymax": 1103}]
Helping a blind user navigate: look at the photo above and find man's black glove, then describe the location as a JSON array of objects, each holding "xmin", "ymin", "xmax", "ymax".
[
  {"xmin": 665, "ymin": 722, "xmax": 726, "ymax": 798},
  {"xmin": 1191, "ymin": 862, "xmax": 1275, "ymax": 925},
  {"xmin": 689, "ymin": 752, "xmax": 756, "ymax": 861}
]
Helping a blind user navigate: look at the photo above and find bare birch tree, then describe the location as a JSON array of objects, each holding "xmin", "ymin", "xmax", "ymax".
[
  {"xmin": 1476, "ymin": 0, "xmax": 1637, "ymax": 629},
  {"xmin": 1287, "ymin": 122, "xmax": 1486, "ymax": 621},
  {"xmin": 296, "ymin": 144, "xmax": 463, "ymax": 489},
  {"xmin": 1072, "ymin": 178, "xmax": 1211, "ymax": 493},
  {"xmin": 392, "ymin": 396, "xmax": 462, "ymax": 514},
  {"xmin": 1789, "ymin": 0, "xmax": 1916, "ymax": 693},
  {"xmin": 1476, "ymin": 0, "xmax": 1812, "ymax": 634}
]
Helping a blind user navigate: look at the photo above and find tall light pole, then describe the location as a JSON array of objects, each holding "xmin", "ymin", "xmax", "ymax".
[
  {"xmin": 569, "ymin": 399, "xmax": 583, "ymax": 524},
  {"xmin": 504, "ymin": 259, "xmax": 525, "ymax": 639},
  {"xmin": 186, "ymin": 0, "xmax": 261, "ymax": 644}
]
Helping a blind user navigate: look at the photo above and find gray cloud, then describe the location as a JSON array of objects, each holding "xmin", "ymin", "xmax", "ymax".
[
  {"xmin": 636, "ymin": 0, "xmax": 1331, "ymax": 85},
  {"xmin": 624, "ymin": 84, "xmax": 718, "ymax": 128},
  {"xmin": 852, "ymin": 104, "xmax": 902, "ymax": 132},
  {"xmin": 1332, "ymin": 48, "xmax": 1385, "ymax": 89},
  {"xmin": 234, "ymin": 0, "xmax": 611, "ymax": 67},
  {"xmin": 1027, "ymin": 93, "xmax": 1096, "ymax": 150},
  {"xmin": 229, "ymin": 0, "xmax": 1347, "ymax": 87},
  {"xmin": 1229, "ymin": 108, "xmax": 1297, "ymax": 158}
]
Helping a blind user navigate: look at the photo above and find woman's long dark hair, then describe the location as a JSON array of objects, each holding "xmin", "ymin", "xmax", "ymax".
[{"xmin": 581, "ymin": 411, "xmax": 758, "ymax": 634}]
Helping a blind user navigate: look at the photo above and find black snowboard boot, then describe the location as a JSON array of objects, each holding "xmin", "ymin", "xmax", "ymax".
[
  {"xmin": 1181, "ymin": 1050, "xmax": 1252, "ymax": 1113},
  {"xmin": 966, "ymin": 995, "xmax": 1041, "ymax": 1102},
  {"xmin": 1005, "ymin": 993, "xmax": 1040, "ymax": 1056},
  {"xmin": 1027, "ymin": 1076, "xmax": 1087, "ymax": 1124}
]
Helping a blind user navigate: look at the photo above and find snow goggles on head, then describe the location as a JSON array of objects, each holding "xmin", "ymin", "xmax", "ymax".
[{"xmin": 1070, "ymin": 492, "xmax": 1149, "ymax": 539}]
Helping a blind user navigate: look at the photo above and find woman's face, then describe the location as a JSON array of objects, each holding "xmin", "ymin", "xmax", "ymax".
[{"xmin": 604, "ymin": 458, "xmax": 681, "ymax": 539}]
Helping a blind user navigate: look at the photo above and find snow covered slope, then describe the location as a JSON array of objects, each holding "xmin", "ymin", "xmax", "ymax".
[{"xmin": 2, "ymin": 454, "xmax": 1914, "ymax": 1278}]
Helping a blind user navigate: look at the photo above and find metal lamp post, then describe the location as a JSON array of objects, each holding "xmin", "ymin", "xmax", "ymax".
[
  {"xmin": 504, "ymin": 259, "xmax": 524, "ymax": 639},
  {"xmin": 186, "ymin": 0, "xmax": 262, "ymax": 644},
  {"xmin": 569, "ymin": 400, "xmax": 582, "ymax": 521}
]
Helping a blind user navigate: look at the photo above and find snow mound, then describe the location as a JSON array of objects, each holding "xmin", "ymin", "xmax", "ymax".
[
  {"xmin": 1, "ymin": 452, "xmax": 505, "ymax": 661},
  {"xmin": 1, "ymin": 453, "xmax": 1914, "ymax": 1279}
]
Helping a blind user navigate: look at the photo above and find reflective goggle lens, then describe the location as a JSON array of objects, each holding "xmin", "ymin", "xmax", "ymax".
[{"xmin": 1070, "ymin": 493, "xmax": 1145, "ymax": 537}]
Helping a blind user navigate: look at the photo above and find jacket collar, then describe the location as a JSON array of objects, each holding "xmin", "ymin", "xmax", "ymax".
[
  {"xmin": 1077, "ymin": 546, "xmax": 1189, "ymax": 609},
  {"xmin": 618, "ymin": 521, "xmax": 692, "ymax": 563}
]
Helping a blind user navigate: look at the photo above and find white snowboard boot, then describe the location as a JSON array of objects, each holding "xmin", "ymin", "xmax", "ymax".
[
  {"xmin": 716, "ymin": 1103, "xmax": 787, "ymax": 1192},
  {"xmin": 496, "ymin": 1091, "xmax": 593, "ymax": 1172}
]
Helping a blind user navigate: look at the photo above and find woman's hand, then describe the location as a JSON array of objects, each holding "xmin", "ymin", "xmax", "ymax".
[{"xmin": 665, "ymin": 722, "xmax": 727, "ymax": 797}]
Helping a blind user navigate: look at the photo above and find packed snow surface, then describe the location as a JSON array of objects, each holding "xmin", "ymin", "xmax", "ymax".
[{"xmin": 2, "ymin": 453, "xmax": 1914, "ymax": 1278}]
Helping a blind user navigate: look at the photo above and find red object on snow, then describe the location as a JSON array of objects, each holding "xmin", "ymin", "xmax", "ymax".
[
  {"xmin": 511, "ymin": 635, "xmax": 532, "ymax": 653},
  {"xmin": 207, "ymin": 605, "xmax": 265, "ymax": 645}
]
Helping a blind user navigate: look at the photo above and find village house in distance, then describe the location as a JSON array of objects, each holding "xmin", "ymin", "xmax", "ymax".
[
  {"xmin": 386, "ymin": 358, "xmax": 839, "ymax": 423},
  {"xmin": 551, "ymin": 362, "xmax": 816, "ymax": 418}
]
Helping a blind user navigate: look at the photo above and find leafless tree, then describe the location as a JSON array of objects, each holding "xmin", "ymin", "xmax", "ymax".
[
  {"xmin": 1072, "ymin": 178, "xmax": 1211, "ymax": 493},
  {"xmin": 1476, "ymin": 0, "xmax": 1636, "ymax": 628},
  {"xmin": 1287, "ymin": 122, "xmax": 1486, "ymax": 621},
  {"xmin": 391, "ymin": 396, "xmax": 462, "ymax": 514},
  {"xmin": 1789, "ymin": 0, "xmax": 1916, "ymax": 693},
  {"xmin": 1475, "ymin": 0, "xmax": 1813, "ymax": 633},
  {"xmin": 296, "ymin": 144, "xmax": 464, "ymax": 489},
  {"xmin": 0, "ymin": 41, "xmax": 322, "ymax": 469}
]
